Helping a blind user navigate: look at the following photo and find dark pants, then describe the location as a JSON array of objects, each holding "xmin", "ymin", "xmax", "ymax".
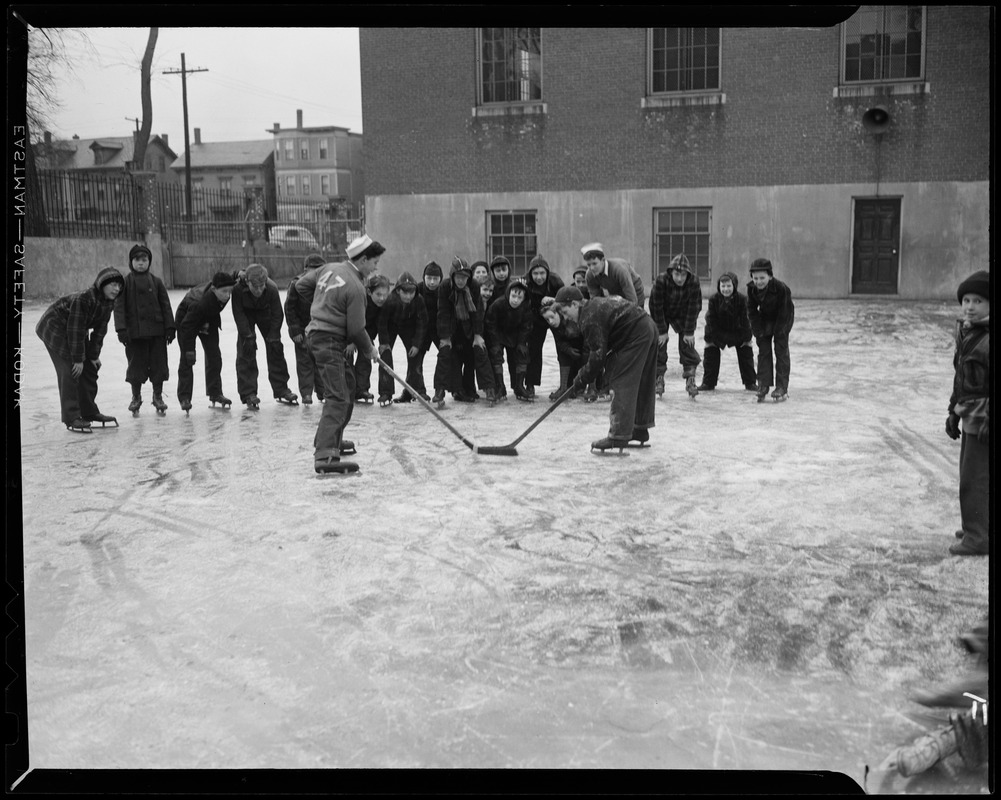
[
  {"xmin": 527, "ymin": 321, "xmax": 550, "ymax": 387},
  {"xmin": 124, "ymin": 336, "xmax": 169, "ymax": 388},
  {"xmin": 958, "ymin": 432, "xmax": 990, "ymax": 552},
  {"xmin": 701, "ymin": 343, "xmax": 757, "ymax": 389},
  {"xmin": 755, "ymin": 332, "xmax": 790, "ymax": 390},
  {"xmin": 236, "ymin": 318, "xmax": 291, "ymax": 401},
  {"xmin": 293, "ymin": 339, "xmax": 327, "ymax": 400},
  {"xmin": 436, "ymin": 333, "xmax": 494, "ymax": 395},
  {"xmin": 309, "ymin": 330, "xmax": 356, "ymax": 460},
  {"xmin": 381, "ymin": 332, "xmax": 426, "ymax": 398},
  {"xmin": 44, "ymin": 344, "xmax": 102, "ymax": 425},
  {"xmin": 177, "ymin": 328, "xmax": 223, "ymax": 401},
  {"xmin": 656, "ymin": 330, "xmax": 702, "ymax": 379},
  {"xmin": 604, "ymin": 315, "xmax": 659, "ymax": 439}
]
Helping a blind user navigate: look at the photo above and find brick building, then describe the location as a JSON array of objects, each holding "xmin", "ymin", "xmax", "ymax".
[{"xmin": 359, "ymin": 11, "xmax": 990, "ymax": 299}]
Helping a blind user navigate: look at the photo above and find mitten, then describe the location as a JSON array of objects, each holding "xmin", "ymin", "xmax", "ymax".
[
  {"xmin": 950, "ymin": 711, "xmax": 989, "ymax": 769},
  {"xmin": 166, "ymin": 331, "xmax": 175, "ymax": 345},
  {"xmin": 117, "ymin": 331, "xmax": 129, "ymax": 345},
  {"xmin": 945, "ymin": 414, "xmax": 961, "ymax": 440}
]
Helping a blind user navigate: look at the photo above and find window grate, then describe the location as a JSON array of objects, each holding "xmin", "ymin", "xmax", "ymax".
[
  {"xmin": 486, "ymin": 210, "xmax": 538, "ymax": 276},
  {"xmin": 843, "ymin": 5, "xmax": 924, "ymax": 82},
  {"xmin": 654, "ymin": 208, "xmax": 711, "ymax": 281},
  {"xmin": 651, "ymin": 28, "xmax": 720, "ymax": 93}
]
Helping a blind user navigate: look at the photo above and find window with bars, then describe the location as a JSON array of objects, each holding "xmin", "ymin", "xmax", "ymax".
[
  {"xmin": 479, "ymin": 28, "xmax": 542, "ymax": 104},
  {"xmin": 650, "ymin": 28, "xmax": 720, "ymax": 93},
  {"xmin": 654, "ymin": 208, "xmax": 711, "ymax": 282},
  {"xmin": 843, "ymin": 6, "xmax": 925, "ymax": 82},
  {"xmin": 486, "ymin": 210, "xmax": 538, "ymax": 276}
]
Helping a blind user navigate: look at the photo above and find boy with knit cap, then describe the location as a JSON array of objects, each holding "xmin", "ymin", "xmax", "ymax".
[
  {"xmin": 231, "ymin": 263, "xmax": 297, "ymax": 408},
  {"xmin": 945, "ymin": 270, "xmax": 990, "ymax": 557},
  {"xmin": 485, "ymin": 278, "xmax": 534, "ymax": 401},
  {"xmin": 698, "ymin": 271, "xmax": 757, "ymax": 392},
  {"xmin": 114, "ymin": 244, "xmax": 175, "ymax": 415},
  {"xmin": 36, "ymin": 267, "xmax": 126, "ymax": 432},
  {"xmin": 747, "ymin": 258, "xmax": 795, "ymax": 402},
  {"xmin": 175, "ymin": 270, "xmax": 238, "ymax": 412},
  {"xmin": 649, "ymin": 253, "xmax": 703, "ymax": 399},
  {"xmin": 417, "ymin": 261, "xmax": 444, "ymax": 387},
  {"xmin": 489, "ymin": 256, "xmax": 512, "ymax": 304},
  {"xmin": 285, "ymin": 253, "xmax": 328, "ymax": 404},
  {"xmin": 378, "ymin": 271, "xmax": 430, "ymax": 403},
  {"xmin": 524, "ymin": 254, "xmax": 565, "ymax": 399}
]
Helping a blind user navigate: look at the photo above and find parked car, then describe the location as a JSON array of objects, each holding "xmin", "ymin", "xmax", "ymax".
[{"xmin": 269, "ymin": 225, "xmax": 320, "ymax": 250}]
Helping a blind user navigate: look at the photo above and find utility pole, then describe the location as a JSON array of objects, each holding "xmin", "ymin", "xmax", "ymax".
[
  {"xmin": 125, "ymin": 116, "xmax": 141, "ymax": 132},
  {"xmin": 164, "ymin": 53, "xmax": 208, "ymax": 243}
]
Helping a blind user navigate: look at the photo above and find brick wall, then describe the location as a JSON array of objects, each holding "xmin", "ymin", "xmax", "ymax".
[{"xmin": 361, "ymin": 12, "xmax": 990, "ymax": 195}]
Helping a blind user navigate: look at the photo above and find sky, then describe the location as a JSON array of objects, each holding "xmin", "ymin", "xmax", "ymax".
[{"xmin": 33, "ymin": 27, "xmax": 363, "ymax": 147}]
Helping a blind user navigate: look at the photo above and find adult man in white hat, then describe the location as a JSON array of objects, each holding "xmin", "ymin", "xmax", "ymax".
[{"xmin": 580, "ymin": 243, "xmax": 646, "ymax": 308}]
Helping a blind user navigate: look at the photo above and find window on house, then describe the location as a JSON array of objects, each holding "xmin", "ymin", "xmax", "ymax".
[
  {"xmin": 479, "ymin": 28, "xmax": 542, "ymax": 104},
  {"xmin": 842, "ymin": 6, "xmax": 925, "ymax": 82},
  {"xmin": 219, "ymin": 177, "xmax": 232, "ymax": 192},
  {"xmin": 319, "ymin": 139, "xmax": 328, "ymax": 159},
  {"xmin": 650, "ymin": 28, "xmax": 720, "ymax": 93},
  {"xmin": 654, "ymin": 207, "xmax": 711, "ymax": 282},
  {"xmin": 285, "ymin": 176, "xmax": 296, "ymax": 196},
  {"xmin": 320, "ymin": 175, "xmax": 331, "ymax": 195},
  {"xmin": 300, "ymin": 139, "xmax": 310, "ymax": 160},
  {"xmin": 301, "ymin": 175, "xmax": 311, "ymax": 195},
  {"xmin": 191, "ymin": 178, "xmax": 204, "ymax": 193},
  {"xmin": 275, "ymin": 141, "xmax": 281, "ymax": 162},
  {"xmin": 486, "ymin": 210, "xmax": 538, "ymax": 276},
  {"xmin": 284, "ymin": 140, "xmax": 295, "ymax": 160},
  {"xmin": 243, "ymin": 175, "xmax": 257, "ymax": 186}
]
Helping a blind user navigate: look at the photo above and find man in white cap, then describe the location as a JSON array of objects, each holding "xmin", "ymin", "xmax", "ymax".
[
  {"xmin": 580, "ymin": 243, "xmax": 646, "ymax": 308},
  {"xmin": 296, "ymin": 234, "xmax": 386, "ymax": 474}
]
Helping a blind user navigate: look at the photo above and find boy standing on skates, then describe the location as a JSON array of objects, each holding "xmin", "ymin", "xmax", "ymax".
[
  {"xmin": 175, "ymin": 271, "xmax": 237, "ymax": 413},
  {"xmin": 114, "ymin": 244, "xmax": 175, "ymax": 415},
  {"xmin": 485, "ymin": 278, "xmax": 534, "ymax": 401},
  {"xmin": 649, "ymin": 254, "xmax": 703, "ymax": 399},
  {"xmin": 746, "ymin": 258, "xmax": 795, "ymax": 402},
  {"xmin": 698, "ymin": 271, "xmax": 757, "ymax": 392},
  {"xmin": 378, "ymin": 271, "xmax": 429, "ymax": 404},
  {"xmin": 945, "ymin": 270, "xmax": 990, "ymax": 557},
  {"xmin": 36, "ymin": 267, "xmax": 126, "ymax": 433},
  {"xmin": 231, "ymin": 263, "xmax": 298, "ymax": 409},
  {"xmin": 285, "ymin": 253, "xmax": 328, "ymax": 405}
]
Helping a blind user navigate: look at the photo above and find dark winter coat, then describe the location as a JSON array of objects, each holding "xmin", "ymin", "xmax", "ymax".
[
  {"xmin": 418, "ymin": 282, "xmax": 440, "ymax": 349},
  {"xmin": 949, "ymin": 318, "xmax": 990, "ymax": 431},
  {"xmin": 703, "ymin": 271, "xmax": 752, "ymax": 347},
  {"xmin": 649, "ymin": 262, "xmax": 703, "ymax": 336},
  {"xmin": 379, "ymin": 275, "xmax": 429, "ymax": 348},
  {"xmin": 437, "ymin": 274, "xmax": 484, "ymax": 341},
  {"xmin": 285, "ymin": 268, "xmax": 322, "ymax": 340},
  {"xmin": 114, "ymin": 261, "xmax": 174, "ymax": 341},
  {"xmin": 574, "ymin": 296, "xmax": 649, "ymax": 386},
  {"xmin": 232, "ymin": 277, "xmax": 285, "ymax": 338},
  {"xmin": 585, "ymin": 257, "xmax": 645, "ymax": 307},
  {"xmin": 364, "ymin": 295, "xmax": 385, "ymax": 340},
  {"xmin": 747, "ymin": 277, "xmax": 795, "ymax": 338},
  {"xmin": 525, "ymin": 259, "xmax": 565, "ymax": 327},
  {"xmin": 36, "ymin": 267, "xmax": 124, "ymax": 363},
  {"xmin": 176, "ymin": 283, "xmax": 229, "ymax": 352},
  {"xmin": 484, "ymin": 281, "xmax": 534, "ymax": 365}
]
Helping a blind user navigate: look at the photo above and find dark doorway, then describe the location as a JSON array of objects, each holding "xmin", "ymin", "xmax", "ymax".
[{"xmin": 852, "ymin": 198, "xmax": 900, "ymax": 294}]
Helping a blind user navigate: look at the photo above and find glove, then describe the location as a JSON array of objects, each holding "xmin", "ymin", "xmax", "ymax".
[
  {"xmin": 184, "ymin": 351, "xmax": 197, "ymax": 366},
  {"xmin": 292, "ymin": 333, "xmax": 304, "ymax": 345},
  {"xmin": 166, "ymin": 331, "xmax": 176, "ymax": 345},
  {"xmin": 440, "ymin": 338, "xmax": 452, "ymax": 350},
  {"xmin": 407, "ymin": 346, "xmax": 420, "ymax": 358},
  {"xmin": 472, "ymin": 334, "xmax": 486, "ymax": 350},
  {"xmin": 570, "ymin": 374, "xmax": 585, "ymax": 395},
  {"xmin": 976, "ymin": 419, "xmax": 989, "ymax": 444},
  {"xmin": 945, "ymin": 414, "xmax": 961, "ymax": 440},
  {"xmin": 950, "ymin": 710, "xmax": 989, "ymax": 769},
  {"xmin": 378, "ymin": 344, "xmax": 391, "ymax": 354},
  {"xmin": 117, "ymin": 331, "xmax": 129, "ymax": 345}
]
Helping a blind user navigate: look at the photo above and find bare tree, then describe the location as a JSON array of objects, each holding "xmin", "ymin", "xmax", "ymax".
[{"xmin": 132, "ymin": 28, "xmax": 159, "ymax": 171}]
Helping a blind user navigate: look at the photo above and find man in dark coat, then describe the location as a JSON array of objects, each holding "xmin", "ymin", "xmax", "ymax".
[
  {"xmin": 524, "ymin": 254, "xmax": 565, "ymax": 399},
  {"xmin": 417, "ymin": 261, "xmax": 443, "ymax": 390},
  {"xmin": 485, "ymin": 278, "xmax": 534, "ymax": 400},
  {"xmin": 378, "ymin": 270, "xmax": 430, "ymax": 402},
  {"xmin": 544, "ymin": 287, "xmax": 658, "ymax": 451},
  {"xmin": 747, "ymin": 257, "xmax": 795, "ymax": 401},
  {"xmin": 698, "ymin": 271, "xmax": 757, "ymax": 392},
  {"xmin": 285, "ymin": 253, "xmax": 328, "ymax": 404},
  {"xmin": 36, "ymin": 267, "xmax": 125, "ymax": 432},
  {"xmin": 175, "ymin": 271, "xmax": 238, "ymax": 411}
]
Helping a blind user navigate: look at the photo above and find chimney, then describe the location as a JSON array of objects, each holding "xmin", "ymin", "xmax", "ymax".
[
  {"xmin": 72, "ymin": 134, "xmax": 80, "ymax": 139},
  {"xmin": 273, "ymin": 122, "xmax": 280, "ymax": 131},
  {"xmin": 44, "ymin": 131, "xmax": 52, "ymax": 145},
  {"xmin": 161, "ymin": 133, "xmax": 168, "ymax": 148},
  {"xmin": 296, "ymin": 109, "xmax": 303, "ymax": 128},
  {"xmin": 193, "ymin": 128, "xmax": 201, "ymax": 145}
]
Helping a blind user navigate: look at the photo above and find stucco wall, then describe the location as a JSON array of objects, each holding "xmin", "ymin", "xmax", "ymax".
[
  {"xmin": 22, "ymin": 234, "xmax": 167, "ymax": 300},
  {"xmin": 365, "ymin": 180, "xmax": 989, "ymax": 300}
]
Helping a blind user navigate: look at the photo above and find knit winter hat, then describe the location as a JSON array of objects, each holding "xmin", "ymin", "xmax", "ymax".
[
  {"xmin": 470, "ymin": 260, "xmax": 489, "ymax": 272},
  {"xmin": 211, "ymin": 271, "xmax": 237, "ymax": 288},
  {"xmin": 572, "ymin": 267, "xmax": 587, "ymax": 280},
  {"xmin": 303, "ymin": 253, "xmax": 326, "ymax": 269},
  {"xmin": 554, "ymin": 286, "xmax": 583, "ymax": 304},
  {"xmin": 668, "ymin": 254, "xmax": 692, "ymax": 273},
  {"xmin": 95, "ymin": 267, "xmax": 125, "ymax": 291},
  {"xmin": 957, "ymin": 270, "xmax": 990, "ymax": 303},
  {"xmin": 129, "ymin": 243, "xmax": 152, "ymax": 263},
  {"xmin": 395, "ymin": 271, "xmax": 419, "ymax": 291},
  {"xmin": 749, "ymin": 258, "xmax": 773, "ymax": 276},
  {"xmin": 529, "ymin": 254, "xmax": 550, "ymax": 271},
  {"xmin": 490, "ymin": 255, "xmax": 510, "ymax": 271},
  {"xmin": 423, "ymin": 261, "xmax": 443, "ymax": 278}
]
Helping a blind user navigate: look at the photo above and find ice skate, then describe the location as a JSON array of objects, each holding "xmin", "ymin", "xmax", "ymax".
[
  {"xmin": 209, "ymin": 394, "xmax": 232, "ymax": 409},
  {"xmin": 128, "ymin": 393, "xmax": 142, "ymax": 415},
  {"xmin": 180, "ymin": 398, "xmax": 192, "ymax": 416},
  {"xmin": 314, "ymin": 455, "xmax": 360, "ymax": 475},
  {"xmin": 339, "ymin": 440, "xmax": 357, "ymax": 456},
  {"xmin": 629, "ymin": 427, "xmax": 651, "ymax": 448},
  {"xmin": 583, "ymin": 386, "xmax": 598, "ymax": 403},
  {"xmin": 301, "ymin": 394, "xmax": 313, "ymax": 405},
  {"xmin": 744, "ymin": 383, "xmax": 758, "ymax": 392},
  {"xmin": 453, "ymin": 391, "xmax": 477, "ymax": 403},
  {"xmin": 378, "ymin": 394, "xmax": 393, "ymax": 407},
  {"xmin": 591, "ymin": 436, "xmax": 631, "ymax": 456},
  {"xmin": 484, "ymin": 387, "xmax": 499, "ymax": 406},
  {"xmin": 393, "ymin": 391, "xmax": 414, "ymax": 404},
  {"xmin": 432, "ymin": 390, "xmax": 446, "ymax": 409},
  {"xmin": 242, "ymin": 394, "xmax": 260, "ymax": 410},
  {"xmin": 697, "ymin": 383, "xmax": 715, "ymax": 392},
  {"xmin": 685, "ymin": 375, "xmax": 699, "ymax": 400},
  {"xmin": 655, "ymin": 375, "xmax": 665, "ymax": 397},
  {"xmin": 151, "ymin": 393, "xmax": 167, "ymax": 415},
  {"xmin": 276, "ymin": 390, "xmax": 299, "ymax": 406},
  {"xmin": 86, "ymin": 412, "xmax": 119, "ymax": 428},
  {"xmin": 355, "ymin": 391, "xmax": 374, "ymax": 404},
  {"xmin": 770, "ymin": 387, "xmax": 788, "ymax": 402},
  {"xmin": 755, "ymin": 384, "xmax": 770, "ymax": 403},
  {"xmin": 66, "ymin": 418, "xmax": 93, "ymax": 434}
]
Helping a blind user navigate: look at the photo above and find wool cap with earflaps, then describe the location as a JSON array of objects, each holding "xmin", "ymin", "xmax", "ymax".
[
  {"xmin": 554, "ymin": 286, "xmax": 584, "ymax": 304},
  {"xmin": 470, "ymin": 260, "xmax": 489, "ymax": 271},
  {"xmin": 957, "ymin": 270, "xmax": 990, "ymax": 303},
  {"xmin": 451, "ymin": 256, "xmax": 472, "ymax": 278},
  {"xmin": 529, "ymin": 254, "xmax": 550, "ymax": 271},
  {"xmin": 303, "ymin": 253, "xmax": 326, "ymax": 269},
  {"xmin": 668, "ymin": 254, "xmax": 692, "ymax": 273},
  {"xmin": 573, "ymin": 266, "xmax": 587, "ymax": 279},
  {"xmin": 129, "ymin": 243, "xmax": 152, "ymax": 262},
  {"xmin": 395, "ymin": 271, "xmax": 419, "ymax": 291},
  {"xmin": 490, "ymin": 255, "xmax": 511, "ymax": 272},
  {"xmin": 212, "ymin": 271, "xmax": 237, "ymax": 288},
  {"xmin": 581, "ymin": 242, "xmax": 604, "ymax": 259},
  {"xmin": 749, "ymin": 258, "xmax": 773, "ymax": 276}
]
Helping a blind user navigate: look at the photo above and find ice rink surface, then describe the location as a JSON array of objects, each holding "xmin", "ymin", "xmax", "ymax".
[{"xmin": 12, "ymin": 291, "xmax": 990, "ymax": 792}]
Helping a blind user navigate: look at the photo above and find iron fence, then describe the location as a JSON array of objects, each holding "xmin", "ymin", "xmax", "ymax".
[{"xmin": 30, "ymin": 170, "xmax": 144, "ymax": 240}]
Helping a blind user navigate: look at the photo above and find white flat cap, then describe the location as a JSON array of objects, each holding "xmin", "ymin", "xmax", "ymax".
[
  {"xmin": 346, "ymin": 234, "xmax": 373, "ymax": 259},
  {"xmin": 580, "ymin": 242, "xmax": 604, "ymax": 257}
]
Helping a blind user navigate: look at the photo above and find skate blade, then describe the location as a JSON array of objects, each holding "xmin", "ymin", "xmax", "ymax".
[
  {"xmin": 591, "ymin": 449, "xmax": 630, "ymax": 457},
  {"xmin": 314, "ymin": 461, "xmax": 360, "ymax": 474}
]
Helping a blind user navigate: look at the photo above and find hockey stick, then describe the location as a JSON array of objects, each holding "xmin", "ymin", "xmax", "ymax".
[
  {"xmin": 476, "ymin": 385, "xmax": 576, "ymax": 456},
  {"xmin": 375, "ymin": 355, "xmax": 494, "ymax": 455}
]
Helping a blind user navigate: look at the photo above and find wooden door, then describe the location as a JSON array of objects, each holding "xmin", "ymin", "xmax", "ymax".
[{"xmin": 852, "ymin": 199, "xmax": 900, "ymax": 294}]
